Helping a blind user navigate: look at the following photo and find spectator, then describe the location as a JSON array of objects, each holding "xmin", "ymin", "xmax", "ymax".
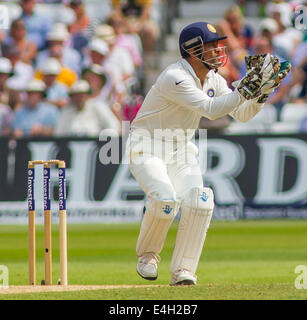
[
  {"xmin": 0, "ymin": 58, "xmax": 14, "ymax": 106},
  {"xmin": 56, "ymin": 3, "xmax": 76, "ymax": 27},
  {"xmin": 82, "ymin": 64, "xmax": 107, "ymax": 100},
  {"xmin": 82, "ymin": 64, "xmax": 117, "ymax": 108},
  {"xmin": 220, "ymin": 5, "xmax": 254, "ymax": 55},
  {"xmin": 125, "ymin": 15, "xmax": 144, "ymax": 59},
  {"xmin": 68, "ymin": 0, "xmax": 91, "ymax": 54},
  {"xmin": 55, "ymin": 80, "xmax": 120, "ymax": 137},
  {"xmin": 3, "ymin": 18, "xmax": 37, "ymax": 64},
  {"xmin": 0, "ymin": 103, "xmax": 13, "ymax": 137},
  {"xmin": 36, "ymin": 23, "xmax": 82, "ymax": 76},
  {"xmin": 83, "ymin": 38, "xmax": 109, "ymax": 67},
  {"xmin": 111, "ymin": 0, "xmax": 160, "ymax": 53},
  {"xmin": 83, "ymin": 39, "xmax": 124, "ymax": 104},
  {"xmin": 259, "ymin": 18, "xmax": 289, "ymax": 61},
  {"xmin": 107, "ymin": 15, "xmax": 143, "ymax": 68},
  {"xmin": 18, "ymin": 0, "xmax": 52, "ymax": 50},
  {"xmin": 267, "ymin": 2, "xmax": 302, "ymax": 59},
  {"xmin": 95, "ymin": 24, "xmax": 134, "ymax": 81},
  {"xmin": 41, "ymin": 58, "xmax": 69, "ymax": 109},
  {"xmin": 266, "ymin": 0, "xmax": 293, "ymax": 28},
  {"xmin": 12, "ymin": 79, "xmax": 59, "ymax": 137},
  {"xmin": 2, "ymin": 45, "xmax": 33, "ymax": 92}
]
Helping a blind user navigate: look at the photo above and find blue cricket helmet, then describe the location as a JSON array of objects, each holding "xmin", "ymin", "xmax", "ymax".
[{"xmin": 179, "ymin": 22, "xmax": 227, "ymax": 57}]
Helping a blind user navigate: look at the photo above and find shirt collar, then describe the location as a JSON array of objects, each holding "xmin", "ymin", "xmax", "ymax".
[
  {"xmin": 180, "ymin": 58, "xmax": 214, "ymax": 81},
  {"xmin": 180, "ymin": 58, "xmax": 198, "ymax": 79}
]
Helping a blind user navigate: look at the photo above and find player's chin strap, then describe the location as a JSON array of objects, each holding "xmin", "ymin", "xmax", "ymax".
[{"xmin": 181, "ymin": 36, "xmax": 228, "ymax": 71}]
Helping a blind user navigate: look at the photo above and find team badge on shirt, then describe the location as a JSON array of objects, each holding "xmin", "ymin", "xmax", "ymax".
[{"xmin": 207, "ymin": 89, "xmax": 215, "ymax": 97}]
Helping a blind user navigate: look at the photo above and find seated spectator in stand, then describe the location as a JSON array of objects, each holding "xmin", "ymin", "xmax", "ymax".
[
  {"xmin": 220, "ymin": 5, "xmax": 254, "ymax": 68},
  {"xmin": 0, "ymin": 58, "xmax": 14, "ymax": 106},
  {"xmin": 36, "ymin": 24, "xmax": 81, "ymax": 76},
  {"xmin": 267, "ymin": 2, "xmax": 302, "ymax": 60},
  {"xmin": 83, "ymin": 39, "xmax": 124, "ymax": 105},
  {"xmin": 68, "ymin": 0, "xmax": 91, "ymax": 54},
  {"xmin": 82, "ymin": 64, "xmax": 113, "ymax": 107},
  {"xmin": 259, "ymin": 18, "xmax": 289, "ymax": 61},
  {"xmin": 18, "ymin": 0, "xmax": 52, "ymax": 50},
  {"xmin": 41, "ymin": 58, "xmax": 69, "ymax": 109},
  {"xmin": 95, "ymin": 24, "xmax": 135, "ymax": 82},
  {"xmin": 0, "ymin": 103, "xmax": 13, "ymax": 137},
  {"xmin": 83, "ymin": 38, "xmax": 109, "ymax": 68},
  {"xmin": 3, "ymin": 18, "xmax": 37, "ymax": 65},
  {"xmin": 111, "ymin": 0, "xmax": 160, "ymax": 54},
  {"xmin": 2, "ymin": 45, "xmax": 34, "ymax": 92},
  {"xmin": 55, "ymin": 80, "xmax": 120, "ymax": 137},
  {"xmin": 12, "ymin": 79, "xmax": 59, "ymax": 137},
  {"xmin": 125, "ymin": 15, "xmax": 143, "ymax": 57},
  {"xmin": 107, "ymin": 15, "xmax": 143, "ymax": 68}
]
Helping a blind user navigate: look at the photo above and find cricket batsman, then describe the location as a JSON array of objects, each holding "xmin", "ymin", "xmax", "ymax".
[{"xmin": 126, "ymin": 22, "xmax": 291, "ymax": 285}]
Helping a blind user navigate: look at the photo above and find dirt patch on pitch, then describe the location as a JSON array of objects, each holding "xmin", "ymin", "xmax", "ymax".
[{"xmin": 0, "ymin": 284, "xmax": 168, "ymax": 295}]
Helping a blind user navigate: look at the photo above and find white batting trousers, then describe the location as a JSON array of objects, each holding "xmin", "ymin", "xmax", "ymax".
[
  {"xmin": 128, "ymin": 138, "xmax": 203, "ymax": 204},
  {"xmin": 128, "ymin": 135, "xmax": 204, "ymax": 256}
]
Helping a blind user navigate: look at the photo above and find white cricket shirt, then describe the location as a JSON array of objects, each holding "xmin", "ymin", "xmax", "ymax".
[{"xmin": 131, "ymin": 58, "xmax": 264, "ymax": 141}]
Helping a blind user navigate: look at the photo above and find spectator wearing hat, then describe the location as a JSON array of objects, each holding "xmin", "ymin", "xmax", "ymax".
[
  {"xmin": 12, "ymin": 79, "xmax": 59, "ymax": 137},
  {"xmin": 83, "ymin": 38, "xmax": 110, "ymax": 67},
  {"xmin": 83, "ymin": 38, "xmax": 124, "ymax": 103},
  {"xmin": 55, "ymin": 80, "xmax": 121, "ymax": 137},
  {"xmin": 18, "ymin": 0, "xmax": 52, "ymax": 50},
  {"xmin": 82, "ymin": 64, "xmax": 121, "ymax": 114},
  {"xmin": 3, "ymin": 18, "xmax": 37, "ymax": 65},
  {"xmin": 2, "ymin": 45, "xmax": 34, "ymax": 111},
  {"xmin": 41, "ymin": 58, "xmax": 69, "ymax": 109},
  {"xmin": 36, "ymin": 23, "xmax": 81, "ymax": 76},
  {"xmin": 95, "ymin": 24, "xmax": 135, "ymax": 81}
]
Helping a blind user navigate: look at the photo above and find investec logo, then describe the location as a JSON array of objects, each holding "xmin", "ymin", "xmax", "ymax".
[
  {"xmin": 43, "ymin": 169, "xmax": 49, "ymax": 210},
  {"xmin": 58, "ymin": 169, "xmax": 66, "ymax": 210},
  {"xmin": 27, "ymin": 170, "xmax": 34, "ymax": 211}
]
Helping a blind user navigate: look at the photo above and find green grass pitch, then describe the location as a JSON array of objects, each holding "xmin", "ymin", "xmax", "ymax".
[{"xmin": 1, "ymin": 219, "xmax": 307, "ymax": 300}]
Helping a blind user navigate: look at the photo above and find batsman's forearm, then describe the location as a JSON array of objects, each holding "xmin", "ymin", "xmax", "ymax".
[{"xmin": 200, "ymin": 91, "xmax": 245, "ymax": 120}]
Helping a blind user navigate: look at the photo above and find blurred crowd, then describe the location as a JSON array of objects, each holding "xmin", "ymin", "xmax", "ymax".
[
  {"xmin": 0, "ymin": 0, "xmax": 161, "ymax": 138},
  {"xmin": 202, "ymin": 0, "xmax": 307, "ymax": 133},
  {"xmin": 0, "ymin": 0, "xmax": 306, "ymax": 138}
]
